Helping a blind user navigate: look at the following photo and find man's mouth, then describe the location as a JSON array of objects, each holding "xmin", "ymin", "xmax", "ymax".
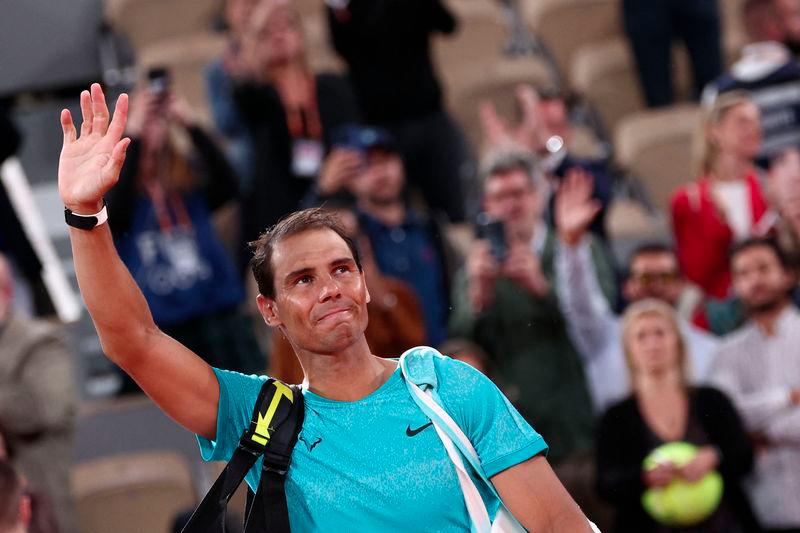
[{"xmin": 316, "ymin": 307, "xmax": 351, "ymax": 322}]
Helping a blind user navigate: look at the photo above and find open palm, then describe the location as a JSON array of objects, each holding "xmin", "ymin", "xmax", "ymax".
[
  {"xmin": 555, "ymin": 167, "xmax": 601, "ymax": 246},
  {"xmin": 58, "ymin": 83, "xmax": 130, "ymax": 213}
]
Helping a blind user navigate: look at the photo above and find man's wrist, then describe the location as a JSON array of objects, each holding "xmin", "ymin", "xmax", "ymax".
[
  {"xmin": 65, "ymin": 199, "xmax": 108, "ymax": 230},
  {"xmin": 66, "ymin": 200, "xmax": 104, "ymax": 215}
]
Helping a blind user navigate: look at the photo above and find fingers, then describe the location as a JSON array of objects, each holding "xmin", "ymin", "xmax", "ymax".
[
  {"xmin": 106, "ymin": 93, "xmax": 129, "ymax": 142},
  {"xmin": 79, "ymin": 90, "xmax": 93, "ymax": 137},
  {"xmin": 91, "ymin": 83, "xmax": 110, "ymax": 134},
  {"xmin": 100, "ymin": 137, "xmax": 131, "ymax": 189},
  {"xmin": 60, "ymin": 109, "xmax": 77, "ymax": 144}
]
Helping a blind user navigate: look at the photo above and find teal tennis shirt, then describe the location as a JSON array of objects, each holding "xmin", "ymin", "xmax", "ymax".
[{"xmin": 197, "ymin": 356, "xmax": 547, "ymax": 531}]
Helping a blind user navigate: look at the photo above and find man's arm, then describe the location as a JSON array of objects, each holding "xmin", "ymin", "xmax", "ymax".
[
  {"xmin": 554, "ymin": 168, "xmax": 616, "ymax": 361},
  {"xmin": 492, "ymin": 455, "xmax": 594, "ymax": 532},
  {"xmin": 709, "ymin": 346, "xmax": 794, "ymax": 433},
  {"xmin": 59, "ymin": 84, "xmax": 219, "ymax": 440}
]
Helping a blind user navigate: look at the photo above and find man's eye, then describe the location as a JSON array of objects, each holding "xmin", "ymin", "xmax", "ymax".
[
  {"xmin": 297, "ymin": 275, "xmax": 313, "ymax": 285},
  {"xmin": 335, "ymin": 265, "xmax": 351, "ymax": 274}
]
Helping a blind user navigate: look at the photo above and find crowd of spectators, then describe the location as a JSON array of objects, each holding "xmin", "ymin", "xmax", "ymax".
[{"xmin": 3, "ymin": 0, "xmax": 800, "ymax": 531}]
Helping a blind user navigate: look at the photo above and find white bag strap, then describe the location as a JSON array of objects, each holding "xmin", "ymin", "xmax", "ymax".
[{"xmin": 406, "ymin": 377, "xmax": 493, "ymax": 533}]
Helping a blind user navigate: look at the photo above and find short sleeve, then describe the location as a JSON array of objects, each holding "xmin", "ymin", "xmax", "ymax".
[
  {"xmin": 197, "ymin": 368, "xmax": 267, "ymax": 463},
  {"xmin": 434, "ymin": 357, "xmax": 548, "ymax": 478}
]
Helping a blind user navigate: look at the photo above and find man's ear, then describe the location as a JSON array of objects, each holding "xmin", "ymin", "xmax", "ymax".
[{"xmin": 256, "ymin": 294, "xmax": 283, "ymax": 328}]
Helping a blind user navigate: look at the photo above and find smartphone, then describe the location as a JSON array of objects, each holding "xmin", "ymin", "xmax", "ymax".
[
  {"xmin": 475, "ymin": 216, "xmax": 507, "ymax": 262},
  {"xmin": 146, "ymin": 67, "xmax": 170, "ymax": 101}
]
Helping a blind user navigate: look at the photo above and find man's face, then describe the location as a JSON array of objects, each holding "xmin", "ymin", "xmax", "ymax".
[
  {"xmin": 483, "ymin": 169, "xmax": 542, "ymax": 242},
  {"xmin": 732, "ymin": 245, "xmax": 794, "ymax": 313},
  {"xmin": 258, "ymin": 229, "xmax": 370, "ymax": 355},
  {"xmin": 623, "ymin": 252, "xmax": 683, "ymax": 305},
  {"xmin": 352, "ymin": 150, "xmax": 405, "ymax": 205}
]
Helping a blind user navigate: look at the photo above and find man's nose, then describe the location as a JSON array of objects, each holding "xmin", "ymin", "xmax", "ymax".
[{"xmin": 318, "ymin": 275, "xmax": 342, "ymax": 302}]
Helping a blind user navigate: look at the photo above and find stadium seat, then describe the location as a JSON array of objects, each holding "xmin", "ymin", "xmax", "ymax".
[
  {"xmin": 72, "ymin": 450, "xmax": 196, "ymax": 533},
  {"xmin": 434, "ymin": 2, "xmax": 511, "ymax": 99},
  {"xmin": 524, "ymin": 0, "xmax": 621, "ymax": 84},
  {"xmin": 104, "ymin": 0, "xmax": 222, "ymax": 55},
  {"xmin": 137, "ymin": 32, "xmax": 227, "ymax": 126},
  {"xmin": 449, "ymin": 57, "xmax": 555, "ymax": 151},
  {"xmin": 571, "ymin": 37, "xmax": 692, "ymax": 132},
  {"xmin": 614, "ymin": 103, "xmax": 702, "ymax": 213},
  {"xmin": 302, "ymin": 12, "xmax": 345, "ymax": 74}
]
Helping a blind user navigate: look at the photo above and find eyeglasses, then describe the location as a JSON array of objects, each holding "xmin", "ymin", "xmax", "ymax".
[{"xmin": 631, "ymin": 271, "xmax": 680, "ymax": 284}]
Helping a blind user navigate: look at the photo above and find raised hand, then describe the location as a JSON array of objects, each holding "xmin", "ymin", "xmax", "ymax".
[
  {"xmin": 58, "ymin": 83, "xmax": 130, "ymax": 215},
  {"xmin": 555, "ymin": 167, "xmax": 601, "ymax": 247}
]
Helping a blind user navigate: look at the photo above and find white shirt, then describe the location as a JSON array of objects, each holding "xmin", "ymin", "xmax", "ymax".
[
  {"xmin": 710, "ymin": 306, "xmax": 800, "ymax": 528},
  {"xmin": 713, "ymin": 180, "xmax": 753, "ymax": 241},
  {"xmin": 554, "ymin": 239, "xmax": 719, "ymax": 413}
]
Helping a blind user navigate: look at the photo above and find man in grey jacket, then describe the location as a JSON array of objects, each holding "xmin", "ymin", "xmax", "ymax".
[{"xmin": 0, "ymin": 254, "xmax": 77, "ymax": 533}]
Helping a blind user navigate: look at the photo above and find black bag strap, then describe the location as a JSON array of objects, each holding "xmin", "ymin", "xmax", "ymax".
[{"xmin": 181, "ymin": 378, "xmax": 304, "ymax": 533}]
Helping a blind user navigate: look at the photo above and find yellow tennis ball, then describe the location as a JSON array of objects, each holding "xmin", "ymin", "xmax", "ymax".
[{"xmin": 641, "ymin": 441, "xmax": 724, "ymax": 526}]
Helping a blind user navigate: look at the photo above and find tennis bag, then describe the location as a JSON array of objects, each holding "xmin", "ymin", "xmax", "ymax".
[{"xmin": 182, "ymin": 379, "xmax": 305, "ymax": 533}]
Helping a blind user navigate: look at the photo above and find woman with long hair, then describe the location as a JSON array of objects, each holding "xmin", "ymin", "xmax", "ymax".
[
  {"xmin": 231, "ymin": 0, "xmax": 361, "ymax": 247},
  {"xmin": 671, "ymin": 92, "xmax": 769, "ymax": 299},
  {"xmin": 108, "ymin": 83, "xmax": 263, "ymax": 388},
  {"xmin": 596, "ymin": 300, "xmax": 761, "ymax": 532}
]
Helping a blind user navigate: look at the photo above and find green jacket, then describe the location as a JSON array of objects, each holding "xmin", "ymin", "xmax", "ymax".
[{"xmin": 449, "ymin": 231, "xmax": 616, "ymax": 463}]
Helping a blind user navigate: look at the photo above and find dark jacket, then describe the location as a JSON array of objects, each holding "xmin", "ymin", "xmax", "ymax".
[
  {"xmin": 235, "ymin": 73, "xmax": 360, "ymax": 247},
  {"xmin": 328, "ymin": 0, "xmax": 456, "ymax": 122},
  {"xmin": 596, "ymin": 387, "xmax": 761, "ymax": 533}
]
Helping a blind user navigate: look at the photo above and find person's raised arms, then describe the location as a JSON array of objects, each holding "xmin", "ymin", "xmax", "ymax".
[{"xmin": 58, "ymin": 83, "xmax": 220, "ymax": 439}]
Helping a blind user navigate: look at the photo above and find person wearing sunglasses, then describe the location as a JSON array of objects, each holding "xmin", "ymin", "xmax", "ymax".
[{"xmin": 555, "ymin": 172, "xmax": 719, "ymax": 414}]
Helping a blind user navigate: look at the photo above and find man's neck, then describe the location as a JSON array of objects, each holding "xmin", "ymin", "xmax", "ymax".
[
  {"xmin": 360, "ymin": 199, "xmax": 406, "ymax": 227},
  {"xmin": 296, "ymin": 338, "xmax": 397, "ymax": 401},
  {"xmin": 751, "ymin": 300, "xmax": 791, "ymax": 337}
]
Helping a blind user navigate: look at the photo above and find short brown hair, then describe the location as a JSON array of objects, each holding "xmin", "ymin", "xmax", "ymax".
[{"xmin": 249, "ymin": 208, "xmax": 363, "ymax": 299}]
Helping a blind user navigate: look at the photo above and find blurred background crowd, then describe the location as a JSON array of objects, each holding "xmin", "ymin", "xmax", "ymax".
[{"xmin": 2, "ymin": 0, "xmax": 800, "ymax": 531}]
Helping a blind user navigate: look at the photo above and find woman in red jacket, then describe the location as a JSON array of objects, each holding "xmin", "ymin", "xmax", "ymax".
[{"xmin": 671, "ymin": 92, "xmax": 768, "ymax": 299}]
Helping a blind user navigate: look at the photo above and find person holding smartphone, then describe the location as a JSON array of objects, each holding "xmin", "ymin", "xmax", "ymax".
[
  {"xmin": 450, "ymin": 148, "xmax": 617, "ymax": 529},
  {"xmin": 107, "ymin": 71, "xmax": 263, "ymax": 390}
]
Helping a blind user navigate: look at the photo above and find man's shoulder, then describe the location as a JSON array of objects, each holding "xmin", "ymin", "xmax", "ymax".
[
  {"xmin": 715, "ymin": 323, "xmax": 757, "ymax": 359},
  {"xmin": 5, "ymin": 313, "xmax": 63, "ymax": 346}
]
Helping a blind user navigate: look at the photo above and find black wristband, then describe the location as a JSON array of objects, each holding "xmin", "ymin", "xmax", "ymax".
[{"xmin": 64, "ymin": 200, "xmax": 108, "ymax": 230}]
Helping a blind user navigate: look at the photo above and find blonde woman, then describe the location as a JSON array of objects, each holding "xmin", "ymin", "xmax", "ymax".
[
  {"xmin": 596, "ymin": 300, "xmax": 760, "ymax": 532},
  {"xmin": 671, "ymin": 92, "xmax": 768, "ymax": 299}
]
